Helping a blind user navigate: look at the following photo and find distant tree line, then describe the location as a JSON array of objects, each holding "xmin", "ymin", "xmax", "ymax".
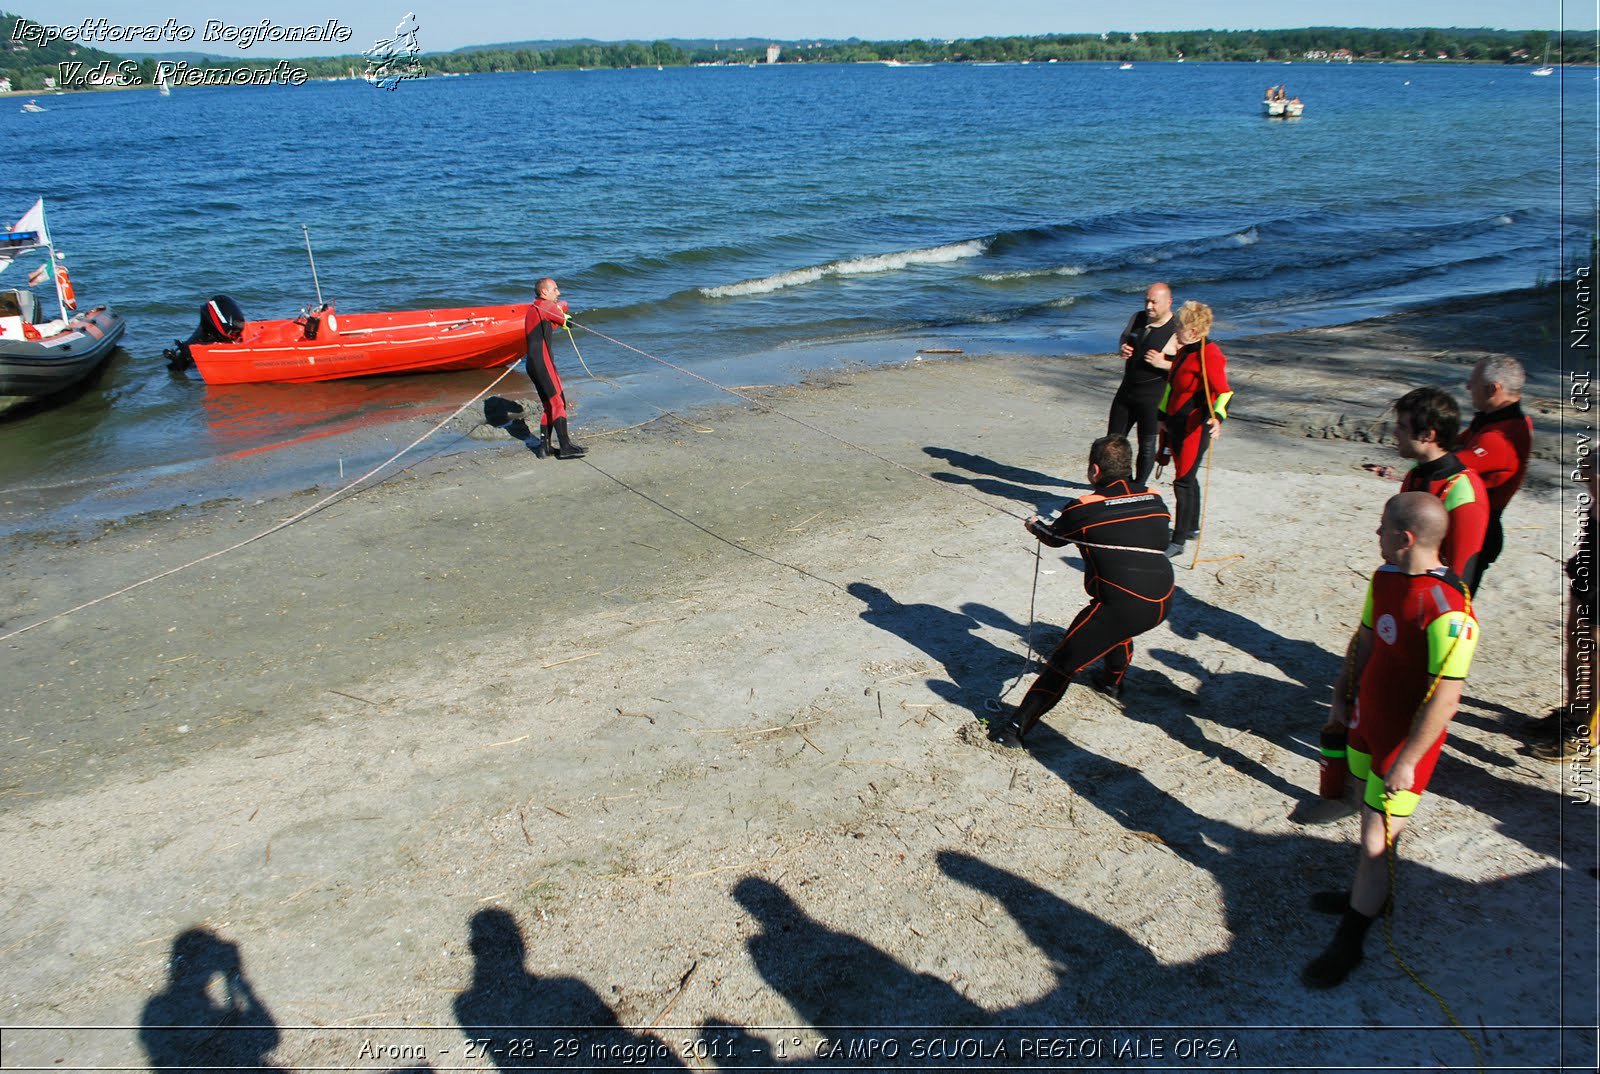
[
  {"xmin": 0, "ymin": 11, "xmax": 122, "ymax": 90},
  {"xmin": 1, "ymin": 13, "xmax": 1590, "ymax": 92},
  {"xmin": 766, "ymin": 27, "xmax": 1586, "ymax": 66}
]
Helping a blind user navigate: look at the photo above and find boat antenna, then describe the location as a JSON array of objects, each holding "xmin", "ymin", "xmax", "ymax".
[{"xmin": 301, "ymin": 224, "xmax": 324, "ymax": 308}]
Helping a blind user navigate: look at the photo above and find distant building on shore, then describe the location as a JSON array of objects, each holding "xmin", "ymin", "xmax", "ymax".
[{"xmin": 766, "ymin": 44, "xmax": 780, "ymax": 64}]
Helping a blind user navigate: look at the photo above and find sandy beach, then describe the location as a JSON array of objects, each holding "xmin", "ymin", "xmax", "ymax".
[{"xmin": 0, "ymin": 288, "xmax": 1593, "ymax": 1071}]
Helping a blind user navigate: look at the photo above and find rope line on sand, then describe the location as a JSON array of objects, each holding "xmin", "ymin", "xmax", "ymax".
[
  {"xmin": 0, "ymin": 364, "xmax": 521, "ymax": 644},
  {"xmin": 573, "ymin": 321, "xmax": 1189, "ymax": 714},
  {"xmin": 573, "ymin": 321, "xmax": 1169, "ymax": 556},
  {"xmin": 1382, "ymin": 808, "xmax": 1486, "ymax": 1073},
  {"xmin": 574, "ymin": 321, "xmax": 1036, "ymax": 522},
  {"xmin": 983, "ymin": 543, "xmax": 1043, "ymax": 713},
  {"xmin": 576, "ymin": 456, "xmax": 848, "ymax": 593},
  {"xmin": 563, "ymin": 325, "xmax": 713, "ymax": 433}
]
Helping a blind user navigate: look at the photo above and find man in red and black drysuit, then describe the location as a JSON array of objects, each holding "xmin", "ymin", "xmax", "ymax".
[
  {"xmin": 524, "ymin": 278, "xmax": 586, "ymax": 460},
  {"xmin": 1159, "ymin": 301, "xmax": 1232, "ymax": 558},
  {"xmin": 1303, "ymin": 492, "xmax": 1478, "ymax": 989},
  {"xmin": 1108, "ymin": 282, "xmax": 1181, "ymax": 486},
  {"xmin": 1457, "ymin": 356, "xmax": 1532, "ymax": 593},
  {"xmin": 995, "ymin": 435, "xmax": 1175, "ymax": 745},
  {"xmin": 1393, "ymin": 387, "xmax": 1487, "ymax": 587}
]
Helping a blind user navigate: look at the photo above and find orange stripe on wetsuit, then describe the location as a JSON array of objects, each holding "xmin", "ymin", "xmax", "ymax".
[{"xmin": 1017, "ymin": 479, "xmax": 1175, "ymax": 727}]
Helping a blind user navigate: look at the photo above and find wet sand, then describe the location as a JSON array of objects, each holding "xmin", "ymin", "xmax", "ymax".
[{"xmin": 0, "ymin": 288, "xmax": 1593, "ymax": 1070}]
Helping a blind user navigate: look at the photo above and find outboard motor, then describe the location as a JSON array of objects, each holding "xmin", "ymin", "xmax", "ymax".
[
  {"xmin": 302, "ymin": 302, "xmax": 337, "ymax": 341},
  {"xmin": 164, "ymin": 295, "xmax": 246, "ymax": 371}
]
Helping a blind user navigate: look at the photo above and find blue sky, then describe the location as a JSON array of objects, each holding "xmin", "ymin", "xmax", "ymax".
[{"xmin": 14, "ymin": 2, "xmax": 1593, "ymax": 56}]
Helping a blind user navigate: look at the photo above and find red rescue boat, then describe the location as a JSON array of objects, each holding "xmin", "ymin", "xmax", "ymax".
[{"xmin": 165, "ymin": 297, "xmax": 530, "ymax": 385}]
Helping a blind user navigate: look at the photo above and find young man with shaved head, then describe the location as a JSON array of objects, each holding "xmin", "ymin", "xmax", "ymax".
[
  {"xmin": 1108, "ymin": 282, "xmax": 1180, "ymax": 486},
  {"xmin": 1304, "ymin": 492, "xmax": 1479, "ymax": 988}
]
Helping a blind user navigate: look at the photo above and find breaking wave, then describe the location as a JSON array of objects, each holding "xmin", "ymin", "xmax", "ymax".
[{"xmin": 700, "ymin": 239, "xmax": 990, "ymax": 298}]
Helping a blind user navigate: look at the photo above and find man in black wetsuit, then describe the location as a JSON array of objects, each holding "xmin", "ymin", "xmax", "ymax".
[
  {"xmin": 1108, "ymin": 282, "xmax": 1180, "ymax": 486},
  {"xmin": 995, "ymin": 435, "xmax": 1175, "ymax": 746}
]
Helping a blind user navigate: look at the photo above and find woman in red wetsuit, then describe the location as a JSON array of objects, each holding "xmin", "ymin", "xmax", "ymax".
[
  {"xmin": 524, "ymin": 277, "xmax": 586, "ymax": 459},
  {"xmin": 1159, "ymin": 301, "xmax": 1232, "ymax": 557}
]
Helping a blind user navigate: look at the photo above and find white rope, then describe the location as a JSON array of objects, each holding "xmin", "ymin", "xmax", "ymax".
[
  {"xmin": 572, "ymin": 321, "xmax": 1169, "ymax": 555},
  {"xmin": 572, "ymin": 322, "xmax": 1173, "ymax": 720},
  {"xmin": 0, "ymin": 363, "xmax": 522, "ymax": 643},
  {"xmin": 985, "ymin": 542, "xmax": 1043, "ymax": 714}
]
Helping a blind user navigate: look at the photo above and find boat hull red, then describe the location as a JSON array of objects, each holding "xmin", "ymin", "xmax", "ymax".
[{"xmin": 187, "ymin": 304, "xmax": 531, "ymax": 385}]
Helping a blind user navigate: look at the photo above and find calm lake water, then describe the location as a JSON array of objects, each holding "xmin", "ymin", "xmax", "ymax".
[{"xmin": 0, "ymin": 60, "xmax": 1591, "ymax": 526}]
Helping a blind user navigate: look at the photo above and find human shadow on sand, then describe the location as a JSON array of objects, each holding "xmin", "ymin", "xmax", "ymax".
[
  {"xmin": 701, "ymin": 822, "xmax": 1569, "ymax": 1069},
  {"xmin": 703, "ymin": 877, "xmax": 1004, "ymax": 1067},
  {"xmin": 139, "ymin": 927, "xmax": 433, "ymax": 1074},
  {"xmin": 847, "ymin": 582, "xmax": 1023, "ymax": 716},
  {"xmin": 140, "ymin": 928, "xmax": 287, "ymax": 1074},
  {"xmin": 482, "ymin": 395, "xmax": 545, "ymax": 455},
  {"xmin": 1006, "ymin": 730, "xmax": 1580, "ymax": 1035},
  {"xmin": 923, "ymin": 446, "xmax": 1086, "ymax": 512},
  {"xmin": 1136, "ymin": 647, "xmax": 1316, "ymax": 802},
  {"xmin": 454, "ymin": 907, "xmax": 684, "ymax": 1071},
  {"xmin": 1160, "ymin": 589, "xmax": 1340, "ymax": 696},
  {"xmin": 923, "ymin": 446, "xmax": 1080, "ymax": 491}
]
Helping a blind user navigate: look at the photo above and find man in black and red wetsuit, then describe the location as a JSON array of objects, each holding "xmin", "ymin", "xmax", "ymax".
[
  {"xmin": 524, "ymin": 277, "xmax": 587, "ymax": 460},
  {"xmin": 994, "ymin": 435, "xmax": 1175, "ymax": 746},
  {"xmin": 1108, "ymin": 282, "xmax": 1181, "ymax": 486},
  {"xmin": 1458, "ymin": 356, "xmax": 1532, "ymax": 593}
]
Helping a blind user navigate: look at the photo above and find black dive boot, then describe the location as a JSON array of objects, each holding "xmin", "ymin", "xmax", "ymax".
[
  {"xmin": 993, "ymin": 691, "xmax": 1051, "ymax": 747},
  {"xmin": 1301, "ymin": 907, "xmax": 1377, "ymax": 989},
  {"xmin": 534, "ymin": 423, "xmax": 551, "ymax": 459},
  {"xmin": 554, "ymin": 418, "xmax": 587, "ymax": 459},
  {"xmin": 560, "ymin": 416, "xmax": 592, "ymax": 457}
]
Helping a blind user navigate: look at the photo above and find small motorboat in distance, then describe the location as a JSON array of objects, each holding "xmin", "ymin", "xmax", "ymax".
[
  {"xmin": 20, "ymin": 100, "xmax": 45, "ymax": 113},
  {"xmin": 0, "ymin": 199, "xmax": 126, "ymax": 415},
  {"xmin": 1262, "ymin": 84, "xmax": 1303, "ymax": 117},
  {"xmin": 164, "ymin": 296, "xmax": 532, "ymax": 385}
]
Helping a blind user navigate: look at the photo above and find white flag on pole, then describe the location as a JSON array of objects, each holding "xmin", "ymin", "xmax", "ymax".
[
  {"xmin": 13, "ymin": 199, "xmax": 49, "ymax": 245},
  {"xmin": 0, "ymin": 199, "xmax": 50, "ymax": 276}
]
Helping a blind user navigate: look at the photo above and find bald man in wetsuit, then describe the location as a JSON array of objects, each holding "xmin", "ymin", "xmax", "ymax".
[
  {"xmin": 1304, "ymin": 492, "xmax": 1478, "ymax": 988},
  {"xmin": 524, "ymin": 277, "xmax": 586, "ymax": 460},
  {"xmin": 1108, "ymin": 282, "xmax": 1180, "ymax": 486}
]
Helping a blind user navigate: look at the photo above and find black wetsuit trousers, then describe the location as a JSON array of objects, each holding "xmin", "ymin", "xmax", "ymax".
[
  {"xmin": 1018, "ymin": 590, "xmax": 1171, "ymax": 735},
  {"xmin": 1108, "ymin": 388, "xmax": 1163, "ymax": 486},
  {"xmin": 1169, "ymin": 420, "xmax": 1210, "ymax": 541},
  {"xmin": 1467, "ymin": 510, "xmax": 1503, "ymax": 594}
]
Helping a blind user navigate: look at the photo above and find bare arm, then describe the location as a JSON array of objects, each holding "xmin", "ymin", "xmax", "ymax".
[{"xmin": 1385, "ymin": 679, "xmax": 1462, "ymax": 793}]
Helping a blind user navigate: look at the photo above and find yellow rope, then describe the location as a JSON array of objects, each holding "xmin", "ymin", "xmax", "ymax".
[
  {"xmin": 1184, "ymin": 333, "xmax": 1232, "ymax": 572},
  {"xmin": 1381, "ymin": 807, "xmax": 1486, "ymax": 1073},
  {"xmin": 1374, "ymin": 580, "xmax": 1482, "ymax": 1073}
]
